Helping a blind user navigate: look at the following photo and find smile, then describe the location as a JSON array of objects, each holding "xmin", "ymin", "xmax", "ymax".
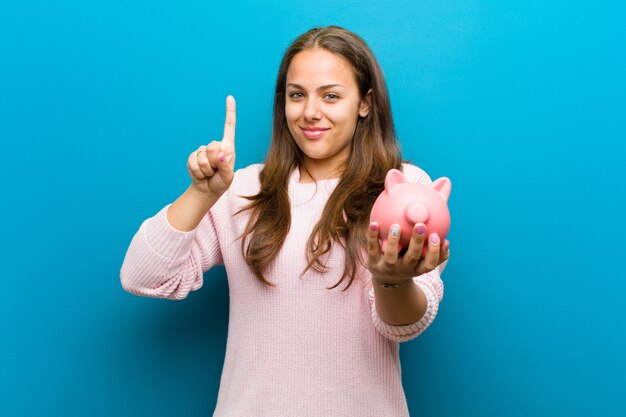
[{"xmin": 300, "ymin": 127, "xmax": 330, "ymax": 139}]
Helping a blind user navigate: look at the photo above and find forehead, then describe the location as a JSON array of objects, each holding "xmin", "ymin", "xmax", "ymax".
[{"xmin": 286, "ymin": 48, "xmax": 357, "ymax": 88}]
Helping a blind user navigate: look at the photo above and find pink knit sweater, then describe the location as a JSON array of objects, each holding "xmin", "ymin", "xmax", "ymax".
[{"xmin": 120, "ymin": 163, "xmax": 446, "ymax": 417}]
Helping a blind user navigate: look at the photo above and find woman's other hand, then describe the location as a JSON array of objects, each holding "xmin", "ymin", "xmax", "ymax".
[{"xmin": 366, "ymin": 222, "xmax": 450, "ymax": 286}]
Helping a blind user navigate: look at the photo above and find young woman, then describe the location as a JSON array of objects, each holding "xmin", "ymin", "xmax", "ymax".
[{"xmin": 121, "ymin": 25, "xmax": 450, "ymax": 417}]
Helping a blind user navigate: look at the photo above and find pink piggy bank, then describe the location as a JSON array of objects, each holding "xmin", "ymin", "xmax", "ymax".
[{"xmin": 370, "ymin": 169, "xmax": 451, "ymax": 255}]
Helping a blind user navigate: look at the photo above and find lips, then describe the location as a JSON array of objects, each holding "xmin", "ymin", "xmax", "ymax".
[
  {"xmin": 301, "ymin": 127, "xmax": 330, "ymax": 131},
  {"xmin": 300, "ymin": 126, "xmax": 330, "ymax": 140}
]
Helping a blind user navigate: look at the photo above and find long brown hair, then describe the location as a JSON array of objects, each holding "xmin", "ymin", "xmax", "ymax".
[{"xmin": 237, "ymin": 26, "xmax": 403, "ymax": 290}]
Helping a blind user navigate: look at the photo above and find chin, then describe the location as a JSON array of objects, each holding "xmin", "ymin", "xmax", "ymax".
[{"xmin": 301, "ymin": 150, "xmax": 329, "ymax": 161}]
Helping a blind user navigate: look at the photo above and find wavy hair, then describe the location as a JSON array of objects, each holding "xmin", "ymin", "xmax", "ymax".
[{"xmin": 236, "ymin": 26, "xmax": 403, "ymax": 290}]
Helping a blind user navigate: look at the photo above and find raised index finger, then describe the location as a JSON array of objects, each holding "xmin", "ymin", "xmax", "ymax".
[{"xmin": 222, "ymin": 95, "xmax": 236, "ymax": 148}]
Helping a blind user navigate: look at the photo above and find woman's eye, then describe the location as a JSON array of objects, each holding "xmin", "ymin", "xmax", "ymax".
[
  {"xmin": 289, "ymin": 92, "xmax": 304, "ymax": 99},
  {"xmin": 325, "ymin": 94, "xmax": 339, "ymax": 101}
]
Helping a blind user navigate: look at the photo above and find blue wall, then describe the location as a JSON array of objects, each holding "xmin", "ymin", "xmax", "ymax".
[{"xmin": 2, "ymin": 1, "xmax": 625, "ymax": 416}]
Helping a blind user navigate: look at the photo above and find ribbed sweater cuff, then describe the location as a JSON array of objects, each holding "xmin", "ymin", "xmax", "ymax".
[
  {"xmin": 142, "ymin": 204, "xmax": 198, "ymax": 261},
  {"xmin": 369, "ymin": 279, "xmax": 439, "ymax": 343}
]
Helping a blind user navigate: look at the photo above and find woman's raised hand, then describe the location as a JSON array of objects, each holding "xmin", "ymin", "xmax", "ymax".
[{"xmin": 187, "ymin": 95, "xmax": 237, "ymax": 197}]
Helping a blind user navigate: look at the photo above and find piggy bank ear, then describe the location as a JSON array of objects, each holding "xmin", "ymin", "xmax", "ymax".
[
  {"xmin": 431, "ymin": 177, "xmax": 452, "ymax": 202},
  {"xmin": 385, "ymin": 169, "xmax": 407, "ymax": 192}
]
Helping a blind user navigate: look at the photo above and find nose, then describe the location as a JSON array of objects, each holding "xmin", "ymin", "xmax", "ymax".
[
  {"xmin": 303, "ymin": 97, "xmax": 322, "ymax": 121},
  {"xmin": 405, "ymin": 203, "xmax": 430, "ymax": 224}
]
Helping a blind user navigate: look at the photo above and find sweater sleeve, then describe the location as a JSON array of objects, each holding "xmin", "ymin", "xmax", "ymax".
[
  {"xmin": 119, "ymin": 202, "xmax": 224, "ymax": 300},
  {"xmin": 368, "ymin": 260, "xmax": 446, "ymax": 342},
  {"xmin": 367, "ymin": 162, "xmax": 448, "ymax": 342}
]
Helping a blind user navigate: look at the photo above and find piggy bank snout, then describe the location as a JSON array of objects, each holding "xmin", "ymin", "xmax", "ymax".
[{"xmin": 405, "ymin": 203, "xmax": 429, "ymax": 224}]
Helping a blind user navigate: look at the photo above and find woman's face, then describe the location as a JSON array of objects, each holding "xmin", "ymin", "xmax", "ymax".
[{"xmin": 285, "ymin": 47, "xmax": 371, "ymax": 180}]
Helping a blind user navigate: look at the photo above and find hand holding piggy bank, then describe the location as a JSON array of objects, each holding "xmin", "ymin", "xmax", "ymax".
[{"xmin": 370, "ymin": 169, "xmax": 451, "ymax": 255}]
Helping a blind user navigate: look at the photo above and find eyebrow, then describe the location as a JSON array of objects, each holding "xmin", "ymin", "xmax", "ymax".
[{"xmin": 286, "ymin": 83, "xmax": 345, "ymax": 91}]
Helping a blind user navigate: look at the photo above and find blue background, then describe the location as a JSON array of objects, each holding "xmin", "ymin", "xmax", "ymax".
[{"xmin": 1, "ymin": 0, "xmax": 625, "ymax": 416}]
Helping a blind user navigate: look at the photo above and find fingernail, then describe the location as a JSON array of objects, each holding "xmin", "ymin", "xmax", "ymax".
[
  {"xmin": 369, "ymin": 222, "xmax": 379, "ymax": 232},
  {"xmin": 391, "ymin": 224, "xmax": 400, "ymax": 238},
  {"xmin": 219, "ymin": 153, "xmax": 225, "ymax": 163},
  {"xmin": 430, "ymin": 233, "xmax": 440, "ymax": 244},
  {"xmin": 415, "ymin": 224, "xmax": 426, "ymax": 236}
]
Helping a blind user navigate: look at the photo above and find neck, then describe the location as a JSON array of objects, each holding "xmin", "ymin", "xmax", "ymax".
[{"xmin": 298, "ymin": 163, "xmax": 343, "ymax": 183}]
